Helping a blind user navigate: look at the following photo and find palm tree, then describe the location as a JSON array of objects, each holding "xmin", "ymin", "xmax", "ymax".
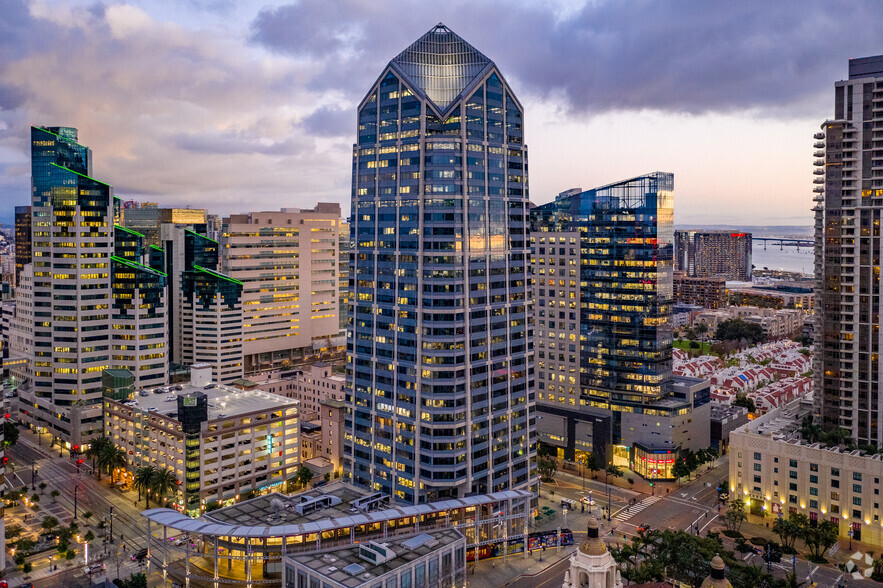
[
  {"xmin": 133, "ymin": 466, "xmax": 156, "ymax": 507},
  {"xmin": 101, "ymin": 444, "xmax": 127, "ymax": 484},
  {"xmin": 85, "ymin": 437, "xmax": 112, "ymax": 480},
  {"xmin": 150, "ymin": 468, "xmax": 178, "ymax": 507}
]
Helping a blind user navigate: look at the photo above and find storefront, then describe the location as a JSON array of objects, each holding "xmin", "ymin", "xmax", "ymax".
[{"xmin": 631, "ymin": 443, "xmax": 678, "ymax": 480}]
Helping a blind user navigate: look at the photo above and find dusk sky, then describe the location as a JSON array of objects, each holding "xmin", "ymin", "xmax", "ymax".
[{"xmin": 1, "ymin": 0, "xmax": 881, "ymax": 225}]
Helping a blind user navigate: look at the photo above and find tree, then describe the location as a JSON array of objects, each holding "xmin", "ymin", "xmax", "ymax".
[
  {"xmin": 723, "ymin": 497, "xmax": 747, "ymax": 533},
  {"xmin": 102, "ymin": 444, "xmax": 127, "ymax": 484},
  {"xmin": 3, "ymin": 421, "xmax": 19, "ymax": 447},
  {"xmin": 536, "ymin": 441, "xmax": 553, "ymax": 458},
  {"xmin": 801, "ymin": 520, "xmax": 838, "ymax": 562},
  {"xmin": 732, "ymin": 394, "xmax": 756, "ymax": 413},
  {"xmin": 41, "ymin": 515, "xmax": 59, "ymax": 534},
  {"xmin": 584, "ymin": 453, "xmax": 601, "ymax": 479},
  {"xmin": 15, "ymin": 537, "xmax": 36, "ymax": 555},
  {"xmin": 5, "ymin": 524, "xmax": 23, "ymax": 540},
  {"xmin": 116, "ymin": 572, "xmax": 148, "ymax": 588},
  {"xmin": 295, "ymin": 466, "xmax": 315, "ymax": 489},
  {"xmin": 871, "ymin": 555, "xmax": 883, "ymax": 582},
  {"xmin": 150, "ymin": 467, "xmax": 179, "ymax": 506},
  {"xmin": 39, "ymin": 481, "xmax": 47, "ymax": 494},
  {"xmin": 696, "ymin": 322, "xmax": 709, "ymax": 335},
  {"xmin": 86, "ymin": 436, "xmax": 112, "ymax": 480},
  {"xmin": 716, "ymin": 318, "xmax": 764, "ymax": 344},
  {"xmin": 672, "ymin": 459, "xmax": 691, "ymax": 484},
  {"xmin": 537, "ymin": 458, "xmax": 557, "ymax": 481},
  {"xmin": 772, "ymin": 511, "xmax": 807, "ymax": 552},
  {"xmin": 51, "ymin": 489, "xmax": 60, "ymax": 502},
  {"xmin": 84, "ymin": 530, "xmax": 95, "ymax": 543},
  {"xmin": 133, "ymin": 465, "xmax": 157, "ymax": 507},
  {"xmin": 108, "ymin": 549, "xmax": 128, "ymax": 581},
  {"xmin": 606, "ymin": 465, "xmax": 623, "ymax": 480}
]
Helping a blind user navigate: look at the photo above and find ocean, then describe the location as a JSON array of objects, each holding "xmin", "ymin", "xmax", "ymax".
[{"xmin": 752, "ymin": 241, "xmax": 814, "ymax": 275}]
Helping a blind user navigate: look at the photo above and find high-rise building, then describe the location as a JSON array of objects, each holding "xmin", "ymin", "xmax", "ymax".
[
  {"xmin": 346, "ymin": 24, "xmax": 534, "ymax": 503},
  {"xmin": 220, "ymin": 205, "xmax": 344, "ymax": 372},
  {"xmin": 122, "ymin": 204, "xmax": 207, "ymax": 246},
  {"xmin": 532, "ymin": 174, "xmax": 711, "ymax": 476},
  {"xmin": 162, "ymin": 224, "xmax": 243, "ymax": 384},
  {"xmin": 14, "ymin": 205, "xmax": 32, "ymax": 287},
  {"xmin": 675, "ymin": 230, "xmax": 752, "ymax": 281},
  {"xmin": 814, "ymin": 55, "xmax": 883, "ymax": 446},
  {"xmin": 338, "ymin": 218, "xmax": 351, "ymax": 335},
  {"xmin": 15, "ymin": 126, "xmax": 170, "ymax": 445}
]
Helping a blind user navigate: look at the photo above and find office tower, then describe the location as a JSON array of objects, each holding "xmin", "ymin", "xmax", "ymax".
[
  {"xmin": 21, "ymin": 126, "xmax": 114, "ymax": 444},
  {"xmin": 814, "ymin": 55, "xmax": 883, "ymax": 446},
  {"xmin": 347, "ymin": 24, "xmax": 534, "ymax": 503},
  {"xmin": 674, "ymin": 230, "xmax": 753, "ymax": 281},
  {"xmin": 162, "ymin": 224, "xmax": 243, "ymax": 384},
  {"xmin": 15, "ymin": 126, "xmax": 171, "ymax": 445},
  {"xmin": 14, "ymin": 205, "xmax": 32, "ymax": 287},
  {"xmin": 532, "ymin": 174, "xmax": 710, "ymax": 476},
  {"xmin": 220, "ymin": 205, "xmax": 343, "ymax": 371},
  {"xmin": 122, "ymin": 204, "xmax": 207, "ymax": 246},
  {"xmin": 112, "ymin": 226, "xmax": 169, "ymax": 387}
]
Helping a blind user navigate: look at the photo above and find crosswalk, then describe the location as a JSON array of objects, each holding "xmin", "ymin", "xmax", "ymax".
[{"xmin": 611, "ymin": 496, "xmax": 661, "ymax": 522}]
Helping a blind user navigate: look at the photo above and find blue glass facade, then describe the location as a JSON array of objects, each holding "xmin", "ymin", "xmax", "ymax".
[
  {"xmin": 346, "ymin": 25, "xmax": 534, "ymax": 504},
  {"xmin": 532, "ymin": 173, "xmax": 675, "ymax": 461}
]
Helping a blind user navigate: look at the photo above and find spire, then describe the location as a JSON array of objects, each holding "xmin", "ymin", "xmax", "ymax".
[{"xmin": 391, "ymin": 24, "xmax": 491, "ymax": 111}]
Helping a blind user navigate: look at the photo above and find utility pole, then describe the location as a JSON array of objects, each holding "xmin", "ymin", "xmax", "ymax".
[
  {"xmin": 31, "ymin": 462, "xmax": 36, "ymax": 491},
  {"xmin": 109, "ymin": 506, "xmax": 115, "ymax": 543},
  {"xmin": 74, "ymin": 486, "xmax": 78, "ymax": 519}
]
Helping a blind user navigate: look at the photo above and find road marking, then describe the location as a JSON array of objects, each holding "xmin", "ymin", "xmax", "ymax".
[
  {"xmin": 611, "ymin": 496, "xmax": 660, "ymax": 522},
  {"xmin": 699, "ymin": 514, "xmax": 719, "ymax": 533}
]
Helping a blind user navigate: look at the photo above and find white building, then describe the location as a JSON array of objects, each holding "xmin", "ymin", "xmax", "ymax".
[{"xmin": 562, "ymin": 516, "xmax": 622, "ymax": 588}]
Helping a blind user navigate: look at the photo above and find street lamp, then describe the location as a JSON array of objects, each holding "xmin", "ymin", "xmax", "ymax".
[
  {"xmin": 109, "ymin": 506, "xmax": 115, "ymax": 544},
  {"xmin": 848, "ymin": 529, "xmax": 853, "ymax": 551},
  {"xmin": 74, "ymin": 486, "xmax": 78, "ymax": 519},
  {"xmin": 31, "ymin": 462, "xmax": 36, "ymax": 491}
]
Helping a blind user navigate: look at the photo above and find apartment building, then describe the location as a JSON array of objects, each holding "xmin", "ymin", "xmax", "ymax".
[
  {"xmin": 673, "ymin": 272, "xmax": 727, "ymax": 309},
  {"xmin": 675, "ymin": 230, "xmax": 752, "ymax": 281}
]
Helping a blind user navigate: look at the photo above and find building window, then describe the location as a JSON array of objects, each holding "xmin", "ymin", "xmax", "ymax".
[
  {"xmin": 853, "ymin": 472, "xmax": 862, "ymax": 481},
  {"xmin": 853, "ymin": 484, "xmax": 862, "ymax": 493},
  {"xmin": 754, "ymin": 475, "xmax": 762, "ymax": 484},
  {"xmin": 853, "ymin": 509, "xmax": 862, "ymax": 519},
  {"xmin": 789, "ymin": 483, "xmax": 798, "ymax": 491},
  {"xmin": 754, "ymin": 463, "xmax": 762, "ymax": 472},
  {"xmin": 831, "ymin": 492, "xmax": 840, "ymax": 501},
  {"xmin": 831, "ymin": 468, "xmax": 840, "ymax": 477},
  {"xmin": 789, "ymin": 459, "xmax": 797, "ymax": 468},
  {"xmin": 810, "ymin": 463, "xmax": 818, "ymax": 472},
  {"xmin": 789, "ymin": 495, "xmax": 797, "ymax": 504},
  {"xmin": 853, "ymin": 497, "xmax": 862, "ymax": 506},
  {"xmin": 810, "ymin": 475, "xmax": 818, "ymax": 484},
  {"xmin": 810, "ymin": 487, "xmax": 818, "ymax": 496},
  {"xmin": 810, "ymin": 500, "xmax": 819, "ymax": 509},
  {"xmin": 789, "ymin": 470, "xmax": 797, "ymax": 479},
  {"xmin": 754, "ymin": 452, "xmax": 762, "ymax": 460}
]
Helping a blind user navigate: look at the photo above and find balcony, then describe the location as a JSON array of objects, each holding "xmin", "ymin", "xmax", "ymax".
[
  {"xmin": 813, "ymin": 150, "xmax": 825, "ymax": 158},
  {"xmin": 814, "ymin": 142, "xmax": 825, "ymax": 149},
  {"xmin": 813, "ymin": 177, "xmax": 825, "ymax": 184},
  {"xmin": 814, "ymin": 159, "xmax": 825, "ymax": 166},
  {"xmin": 813, "ymin": 186, "xmax": 824, "ymax": 193},
  {"xmin": 813, "ymin": 168, "xmax": 825, "ymax": 175},
  {"xmin": 814, "ymin": 132, "xmax": 825, "ymax": 140}
]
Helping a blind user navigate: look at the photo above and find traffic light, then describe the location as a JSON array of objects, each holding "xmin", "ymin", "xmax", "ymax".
[
  {"xmin": 649, "ymin": 481, "xmax": 654, "ymax": 487},
  {"xmin": 77, "ymin": 459, "xmax": 84, "ymax": 465}
]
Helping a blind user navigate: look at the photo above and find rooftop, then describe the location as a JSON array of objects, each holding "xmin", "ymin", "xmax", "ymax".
[
  {"xmin": 116, "ymin": 381, "xmax": 298, "ymax": 421},
  {"xmin": 287, "ymin": 528, "xmax": 464, "ymax": 587}
]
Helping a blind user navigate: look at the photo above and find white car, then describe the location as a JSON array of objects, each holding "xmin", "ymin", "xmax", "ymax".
[{"xmin": 84, "ymin": 563, "xmax": 105, "ymax": 574}]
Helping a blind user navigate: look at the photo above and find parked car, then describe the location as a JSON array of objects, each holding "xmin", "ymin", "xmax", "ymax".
[{"xmin": 84, "ymin": 563, "xmax": 105, "ymax": 574}]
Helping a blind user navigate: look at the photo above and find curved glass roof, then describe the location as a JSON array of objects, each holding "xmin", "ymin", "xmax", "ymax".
[{"xmin": 392, "ymin": 23, "xmax": 491, "ymax": 111}]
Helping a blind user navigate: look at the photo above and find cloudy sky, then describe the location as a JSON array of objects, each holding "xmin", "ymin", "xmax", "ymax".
[{"xmin": 0, "ymin": 0, "xmax": 880, "ymax": 225}]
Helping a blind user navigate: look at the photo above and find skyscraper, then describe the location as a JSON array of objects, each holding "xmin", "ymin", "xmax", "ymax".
[
  {"xmin": 532, "ymin": 174, "xmax": 710, "ymax": 476},
  {"xmin": 814, "ymin": 55, "xmax": 883, "ymax": 446},
  {"xmin": 674, "ymin": 230, "xmax": 753, "ymax": 281},
  {"xmin": 346, "ymin": 24, "xmax": 534, "ymax": 503},
  {"xmin": 16, "ymin": 126, "xmax": 170, "ymax": 445},
  {"xmin": 14, "ymin": 205, "xmax": 31, "ymax": 287}
]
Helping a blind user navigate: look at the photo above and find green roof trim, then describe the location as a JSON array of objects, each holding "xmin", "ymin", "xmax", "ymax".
[
  {"xmin": 185, "ymin": 228, "xmax": 218, "ymax": 244},
  {"xmin": 49, "ymin": 162, "xmax": 110, "ymax": 187},
  {"xmin": 32, "ymin": 125, "xmax": 90, "ymax": 150},
  {"xmin": 115, "ymin": 225, "xmax": 146, "ymax": 238},
  {"xmin": 149, "ymin": 244, "xmax": 164, "ymax": 252},
  {"xmin": 111, "ymin": 255, "xmax": 168, "ymax": 277},
  {"xmin": 192, "ymin": 264, "xmax": 243, "ymax": 286}
]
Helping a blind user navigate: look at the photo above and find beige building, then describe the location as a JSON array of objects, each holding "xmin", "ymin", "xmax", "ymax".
[
  {"xmin": 221, "ymin": 205, "xmax": 345, "ymax": 372},
  {"xmin": 729, "ymin": 396, "xmax": 883, "ymax": 548},
  {"xmin": 104, "ymin": 365, "xmax": 300, "ymax": 515}
]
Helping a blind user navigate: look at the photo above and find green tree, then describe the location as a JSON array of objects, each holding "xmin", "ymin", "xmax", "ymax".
[
  {"xmin": 723, "ymin": 497, "xmax": 747, "ymax": 533},
  {"xmin": 86, "ymin": 436, "xmax": 113, "ymax": 480},
  {"xmin": 38, "ymin": 481, "xmax": 47, "ymax": 495},
  {"xmin": 716, "ymin": 318, "xmax": 765, "ymax": 344},
  {"xmin": 84, "ymin": 530, "xmax": 95, "ymax": 542},
  {"xmin": 295, "ymin": 466, "xmax": 315, "ymax": 489},
  {"xmin": 801, "ymin": 520, "xmax": 838, "ymax": 562},
  {"xmin": 150, "ymin": 467, "xmax": 178, "ymax": 506},
  {"xmin": 871, "ymin": 555, "xmax": 883, "ymax": 582},
  {"xmin": 772, "ymin": 511, "xmax": 807, "ymax": 552},
  {"xmin": 536, "ymin": 441, "xmax": 553, "ymax": 458},
  {"xmin": 3, "ymin": 421, "xmax": 19, "ymax": 447},
  {"xmin": 696, "ymin": 322, "xmax": 709, "ymax": 335},
  {"xmin": 584, "ymin": 453, "xmax": 601, "ymax": 480},
  {"xmin": 672, "ymin": 459, "xmax": 691, "ymax": 484},
  {"xmin": 732, "ymin": 393, "xmax": 756, "ymax": 413},
  {"xmin": 15, "ymin": 537, "xmax": 36, "ymax": 555},
  {"xmin": 537, "ymin": 458, "xmax": 558, "ymax": 481},
  {"xmin": 50, "ymin": 489, "xmax": 60, "ymax": 502},
  {"xmin": 102, "ymin": 444, "xmax": 127, "ymax": 484},
  {"xmin": 133, "ymin": 465, "xmax": 157, "ymax": 507},
  {"xmin": 116, "ymin": 572, "xmax": 148, "ymax": 588},
  {"xmin": 41, "ymin": 515, "xmax": 59, "ymax": 534},
  {"xmin": 5, "ymin": 524, "xmax": 23, "ymax": 540}
]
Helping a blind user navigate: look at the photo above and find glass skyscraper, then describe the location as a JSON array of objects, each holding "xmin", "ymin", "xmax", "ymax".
[
  {"xmin": 346, "ymin": 24, "xmax": 534, "ymax": 504},
  {"xmin": 531, "ymin": 174, "xmax": 700, "ymax": 475}
]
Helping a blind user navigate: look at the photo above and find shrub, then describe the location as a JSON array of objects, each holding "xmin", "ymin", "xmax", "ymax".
[
  {"xmin": 627, "ymin": 478, "xmax": 635, "ymax": 485},
  {"xmin": 722, "ymin": 529, "xmax": 743, "ymax": 539},
  {"xmin": 750, "ymin": 536, "xmax": 767, "ymax": 546},
  {"xmin": 22, "ymin": 562, "xmax": 32, "ymax": 573}
]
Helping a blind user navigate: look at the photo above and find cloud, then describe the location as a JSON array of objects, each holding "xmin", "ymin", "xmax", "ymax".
[{"xmin": 250, "ymin": 0, "xmax": 881, "ymax": 117}]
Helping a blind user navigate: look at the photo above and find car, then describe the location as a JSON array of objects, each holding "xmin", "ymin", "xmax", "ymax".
[
  {"xmin": 139, "ymin": 390, "xmax": 149, "ymax": 397},
  {"xmin": 84, "ymin": 563, "xmax": 105, "ymax": 574},
  {"xmin": 636, "ymin": 524, "xmax": 650, "ymax": 533},
  {"xmin": 132, "ymin": 548, "xmax": 149, "ymax": 561}
]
